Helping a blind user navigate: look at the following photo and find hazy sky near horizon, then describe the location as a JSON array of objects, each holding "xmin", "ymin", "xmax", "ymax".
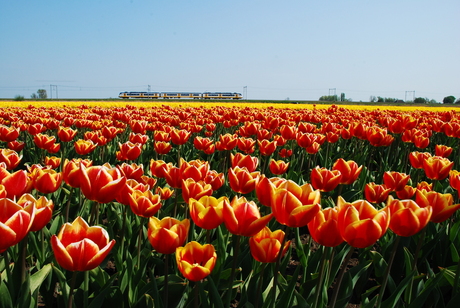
[{"xmin": 1, "ymin": 0, "xmax": 459, "ymax": 102}]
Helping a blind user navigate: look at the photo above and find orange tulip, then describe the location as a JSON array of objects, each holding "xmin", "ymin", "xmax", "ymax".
[
  {"xmin": 0, "ymin": 148, "xmax": 22, "ymax": 170},
  {"xmin": 7, "ymin": 140, "xmax": 25, "ymax": 152},
  {"xmin": 154, "ymin": 141, "xmax": 172, "ymax": 155},
  {"xmin": 156, "ymin": 186, "xmax": 174, "ymax": 200},
  {"xmin": 337, "ymin": 197, "xmax": 390, "ymax": 248},
  {"xmin": 101, "ymin": 126, "xmax": 122, "ymax": 140},
  {"xmin": 128, "ymin": 132, "xmax": 149, "ymax": 145},
  {"xmin": 51, "ymin": 216, "xmax": 115, "ymax": 271},
  {"xmin": 449, "ymin": 170, "xmax": 460, "ymax": 191},
  {"xmin": 74, "ymin": 139, "xmax": 97, "ymax": 156},
  {"xmin": 306, "ymin": 142, "xmax": 321, "ymax": 154},
  {"xmin": 415, "ymin": 190, "xmax": 460, "ymax": 223},
  {"xmin": 308, "ymin": 207, "xmax": 344, "ymax": 247},
  {"xmin": 17, "ymin": 194, "xmax": 54, "ymax": 232},
  {"xmin": 279, "ymin": 125, "xmax": 297, "ymax": 140},
  {"xmin": 162, "ymin": 166, "xmax": 182, "ymax": 189},
  {"xmin": 223, "ymin": 196, "xmax": 273, "ymax": 237},
  {"xmin": 128, "ymin": 190, "xmax": 162, "ymax": 218},
  {"xmin": 310, "ymin": 167, "xmax": 342, "ymax": 192},
  {"xmin": 129, "ymin": 120, "xmax": 148, "ymax": 134},
  {"xmin": 235, "ymin": 137, "xmax": 254, "ymax": 154},
  {"xmin": 170, "ymin": 129, "xmax": 191, "ymax": 145},
  {"xmin": 257, "ymin": 139, "xmax": 277, "ymax": 156},
  {"xmin": 180, "ymin": 159, "xmax": 209, "ymax": 182},
  {"xmin": 0, "ymin": 125, "xmax": 20, "ymax": 142},
  {"xmin": 0, "ymin": 198, "xmax": 35, "ymax": 253},
  {"xmin": 57, "ymin": 126, "xmax": 78, "ymax": 142},
  {"xmin": 228, "ymin": 166, "xmax": 260, "ymax": 195},
  {"xmin": 176, "ymin": 241, "xmax": 217, "ymax": 282},
  {"xmin": 189, "ymin": 196, "xmax": 227, "ymax": 230},
  {"xmin": 193, "ymin": 136, "xmax": 214, "ymax": 151},
  {"xmin": 181, "ymin": 178, "xmax": 213, "ymax": 204},
  {"xmin": 249, "ymin": 226, "xmax": 291, "ymax": 263},
  {"xmin": 271, "ymin": 181, "xmax": 321, "ymax": 228},
  {"xmin": 416, "ymin": 181, "xmax": 433, "ymax": 192},
  {"xmin": 217, "ymin": 133, "xmax": 238, "ymax": 151},
  {"xmin": 62, "ymin": 158, "xmax": 93, "ymax": 188},
  {"xmin": 422, "ymin": 156, "xmax": 454, "ymax": 180},
  {"xmin": 366, "ymin": 127, "xmax": 394, "ymax": 147},
  {"xmin": 383, "ymin": 171, "xmax": 410, "ymax": 191},
  {"xmin": 117, "ymin": 162, "xmax": 144, "ymax": 181},
  {"xmin": 332, "ymin": 158, "xmax": 363, "ymax": 185},
  {"xmin": 435, "ymin": 144, "xmax": 453, "ymax": 158},
  {"xmin": 44, "ymin": 156, "xmax": 61, "ymax": 169},
  {"xmin": 278, "ymin": 148, "xmax": 293, "ymax": 158},
  {"xmin": 395, "ymin": 185, "xmax": 416, "ymax": 199},
  {"xmin": 364, "ymin": 183, "xmax": 392, "ymax": 204},
  {"xmin": 269, "ymin": 159, "xmax": 290, "ymax": 175},
  {"xmin": 79, "ymin": 163, "xmax": 127, "ymax": 204},
  {"xmin": 33, "ymin": 133, "xmax": 56, "ymax": 150},
  {"xmin": 28, "ymin": 123, "xmax": 46, "ymax": 136},
  {"xmin": 231, "ymin": 153, "xmax": 258, "ymax": 172},
  {"xmin": 296, "ymin": 132, "xmax": 317, "ymax": 148},
  {"xmin": 153, "ymin": 130, "xmax": 171, "ymax": 142},
  {"xmin": 148, "ymin": 217, "xmax": 190, "ymax": 254},
  {"xmin": 203, "ymin": 170, "xmax": 225, "ymax": 191},
  {"xmin": 32, "ymin": 168, "xmax": 63, "ymax": 194},
  {"xmin": 1, "ymin": 169, "xmax": 31, "ymax": 199},
  {"xmin": 255, "ymin": 175, "xmax": 287, "ymax": 207},
  {"xmin": 149, "ymin": 159, "xmax": 170, "ymax": 178},
  {"xmin": 387, "ymin": 196, "xmax": 432, "ymax": 237},
  {"xmin": 409, "ymin": 151, "xmax": 431, "ymax": 169},
  {"xmin": 117, "ymin": 141, "xmax": 142, "ymax": 161}
]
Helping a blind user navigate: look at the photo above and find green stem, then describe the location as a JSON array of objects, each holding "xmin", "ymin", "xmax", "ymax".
[
  {"xmin": 65, "ymin": 187, "xmax": 74, "ymax": 222},
  {"xmin": 272, "ymin": 226, "xmax": 289, "ymax": 308},
  {"xmin": 329, "ymin": 246, "xmax": 354, "ymax": 308},
  {"xmin": 84, "ymin": 271, "xmax": 89, "ymax": 308},
  {"xmin": 314, "ymin": 246, "xmax": 331, "ymax": 308},
  {"xmin": 164, "ymin": 255, "xmax": 169, "ymax": 308},
  {"xmin": 254, "ymin": 263, "xmax": 266, "ymax": 308},
  {"xmin": 376, "ymin": 236, "xmax": 401, "ymax": 308},
  {"xmin": 406, "ymin": 226, "xmax": 427, "ymax": 304},
  {"xmin": 225, "ymin": 235, "xmax": 241, "ymax": 308},
  {"xmin": 452, "ymin": 257, "xmax": 460, "ymax": 297},
  {"xmin": 67, "ymin": 271, "xmax": 78, "ymax": 308},
  {"xmin": 194, "ymin": 280, "xmax": 200, "ymax": 308}
]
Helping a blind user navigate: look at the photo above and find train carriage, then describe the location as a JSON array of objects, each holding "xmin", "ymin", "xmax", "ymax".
[{"xmin": 119, "ymin": 91, "xmax": 242, "ymax": 100}]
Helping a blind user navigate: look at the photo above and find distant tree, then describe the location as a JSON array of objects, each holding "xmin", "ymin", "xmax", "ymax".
[
  {"xmin": 14, "ymin": 95, "xmax": 25, "ymax": 101},
  {"xmin": 456, "ymin": 98, "xmax": 460, "ymax": 104},
  {"xmin": 443, "ymin": 96, "xmax": 456, "ymax": 104},
  {"xmin": 31, "ymin": 93, "xmax": 38, "ymax": 99},
  {"xmin": 369, "ymin": 96, "xmax": 377, "ymax": 102},
  {"xmin": 319, "ymin": 95, "xmax": 338, "ymax": 102},
  {"xmin": 413, "ymin": 97, "xmax": 427, "ymax": 104},
  {"xmin": 377, "ymin": 96, "xmax": 384, "ymax": 102},
  {"xmin": 385, "ymin": 97, "xmax": 396, "ymax": 103},
  {"xmin": 37, "ymin": 89, "xmax": 47, "ymax": 99},
  {"xmin": 340, "ymin": 93, "xmax": 346, "ymax": 102}
]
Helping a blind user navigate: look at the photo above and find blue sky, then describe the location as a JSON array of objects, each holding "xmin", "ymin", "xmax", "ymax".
[{"xmin": 1, "ymin": 0, "xmax": 459, "ymax": 102}]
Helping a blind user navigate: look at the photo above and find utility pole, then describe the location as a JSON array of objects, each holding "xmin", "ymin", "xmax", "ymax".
[
  {"xmin": 405, "ymin": 91, "xmax": 415, "ymax": 102},
  {"xmin": 50, "ymin": 85, "xmax": 58, "ymax": 99}
]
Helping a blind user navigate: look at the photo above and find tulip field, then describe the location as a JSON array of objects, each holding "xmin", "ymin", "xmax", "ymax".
[{"xmin": 1, "ymin": 101, "xmax": 460, "ymax": 308}]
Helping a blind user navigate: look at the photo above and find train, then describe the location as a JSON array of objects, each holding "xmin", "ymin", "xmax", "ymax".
[{"xmin": 119, "ymin": 91, "xmax": 243, "ymax": 100}]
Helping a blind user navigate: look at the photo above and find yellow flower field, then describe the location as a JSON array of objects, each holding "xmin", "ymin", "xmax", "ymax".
[{"xmin": 1, "ymin": 100, "xmax": 457, "ymax": 111}]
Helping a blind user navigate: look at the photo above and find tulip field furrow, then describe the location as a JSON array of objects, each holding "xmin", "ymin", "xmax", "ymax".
[{"xmin": 0, "ymin": 102, "xmax": 460, "ymax": 308}]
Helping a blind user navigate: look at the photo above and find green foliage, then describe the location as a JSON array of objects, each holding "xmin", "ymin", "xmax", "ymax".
[
  {"xmin": 14, "ymin": 95, "xmax": 25, "ymax": 101},
  {"xmin": 443, "ymin": 95, "xmax": 456, "ymax": 104}
]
